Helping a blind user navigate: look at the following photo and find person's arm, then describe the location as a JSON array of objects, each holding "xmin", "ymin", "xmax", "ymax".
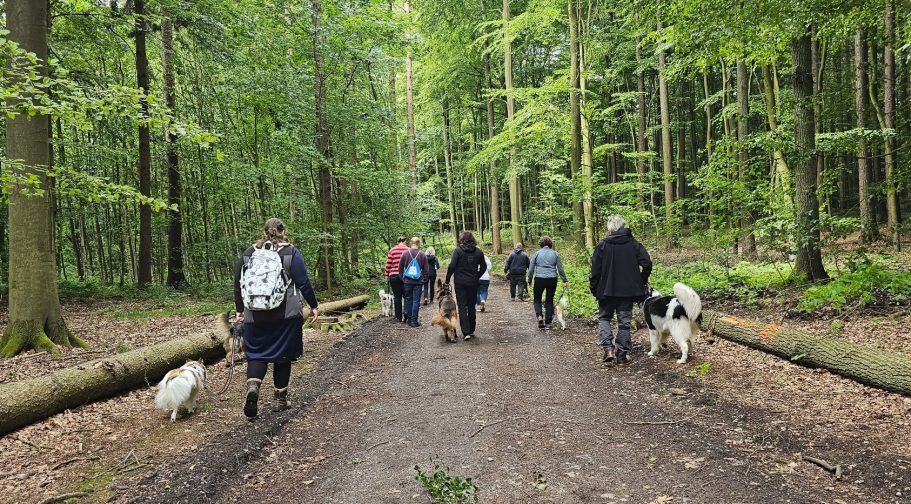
[
  {"xmin": 233, "ymin": 256, "xmax": 245, "ymax": 320},
  {"xmin": 478, "ymin": 253, "xmax": 488, "ymax": 278},
  {"xmin": 504, "ymin": 252, "xmax": 513, "ymax": 273},
  {"xmin": 556, "ymin": 253, "xmax": 568, "ymax": 284},
  {"xmin": 445, "ymin": 249, "xmax": 459, "ymax": 284},
  {"xmin": 589, "ymin": 244, "xmax": 602, "ymax": 295},
  {"xmin": 527, "ymin": 253, "xmax": 537, "ymax": 284},
  {"xmin": 637, "ymin": 243, "xmax": 653, "ymax": 284},
  {"xmin": 290, "ymin": 249, "xmax": 319, "ymax": 312}
]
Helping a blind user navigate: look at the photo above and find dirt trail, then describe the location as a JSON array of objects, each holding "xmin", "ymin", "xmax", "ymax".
[{"xmin": 134, "ymin": 278, "xmax": 906, "ymax": 504}]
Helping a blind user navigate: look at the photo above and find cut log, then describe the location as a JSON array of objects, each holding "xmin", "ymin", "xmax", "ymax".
[
  {"xmin": 306, "ymin": 294, "xmax": 370, "ymax": 316},
  {"xmin": 0, "ymin": 316, "xmax": 231, "ymax": 436},
  {"xmin": 700, "ymin": 310, "xmax": 911, "ymax": 396}
]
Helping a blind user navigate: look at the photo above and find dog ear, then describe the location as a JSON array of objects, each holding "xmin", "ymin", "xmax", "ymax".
[{"xmin": 436, "ymin": 278, "xmax": 443, "ymax": 289}]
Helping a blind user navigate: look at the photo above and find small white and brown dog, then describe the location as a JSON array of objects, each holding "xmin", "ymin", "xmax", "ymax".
[
  {"xmin": 155, "ymin": 360, "xmax": 207, "ymax": 422},
  {"xmin": 379, "ymin": 289, "xmax": 394, "ymax": 317},
  {"xmin": 643, "ymin": 283, "xmax": 703, "ymax": 364},
  {"xmin": 554, "ymin": 295, "xmax": 568, "ymax": 330}
]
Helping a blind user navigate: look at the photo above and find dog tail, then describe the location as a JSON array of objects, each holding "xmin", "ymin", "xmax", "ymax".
[
  {"xmin": 673, "ymin": 282, "xmax": 702, "ymax": 320},
  {"xmin": 430, "ymin": 314, "xmax": 444, "ymax": 327},
  {"xmin": 379, "ymin": 289, "xmax": 386, "ymax": 297},
  {"xmin": 155, "ymin": 372, "xmax": 195, "ymax": 410}
]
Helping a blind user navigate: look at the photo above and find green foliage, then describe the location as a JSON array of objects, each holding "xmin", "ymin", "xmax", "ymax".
[
  {"xmin": 687, "ymin": 361, "xmax": 711, "ymax": 380},
  {"xmin": 798, "ymin": 265, "xmax": 911, "ymax": 313},
  {"xmin": 108, "ymin": 302, "xmax": 232, "ymax": 320},
  {"xmin": 650, "ymin": 259, "xmax": 790, "ymax": 305},
  {"xmin": 414, "ymin": 462, "xmax": 479, "ymax": 504}
]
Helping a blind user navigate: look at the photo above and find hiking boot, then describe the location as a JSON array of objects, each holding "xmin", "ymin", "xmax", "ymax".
[
  {"xmin": 480, "ymin": 300, "xmax": 486, "ymax": 312},
  {"xmin": 544, "ymin": 323, "xmax": 552, "ymax": 331},
  {"xmin": 602, "ymin": 348, "xmax": 615, "ymax": 363},
  {"xmin": 271, "ymin": 387, "xmax": 289, "ymax": 412},
  {"xmin": 244, "ymin": 379, "xmax": 262, "ymax": 420},
  {"xmin": 537, "ymin": 316, "xmax": 545, "ymax": 329},
  {"xmin": 617, "ymin": 355, "xmax": 632, "ymax": 365},
  {"xmin": 463, "ymin": 333, "xmax": 472, "ymax": 341}
]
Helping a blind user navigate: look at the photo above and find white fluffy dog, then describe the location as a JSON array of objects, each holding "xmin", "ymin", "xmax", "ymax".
[
  {"xmin": 379, "ymin": 289, "xmax": 394, "ymax": 317},
  {"xmin": 554, "ymin": 295, "xmax": 568, "ymax": 330},
  {"xmin": 643, "ymin": 283, "xmax": 702, "ymax": 364},
  {"xmin": 155, "ymin": 360, "xmax": 207, "ymax": 422}
]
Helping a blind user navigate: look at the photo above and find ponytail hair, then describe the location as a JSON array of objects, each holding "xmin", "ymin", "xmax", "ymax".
[{"xmin": 257, "ymin": 217, "xmax": 287, "ymax": 247}]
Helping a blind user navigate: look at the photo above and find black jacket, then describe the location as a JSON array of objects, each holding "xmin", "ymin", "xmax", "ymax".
[
  {"xmin": 445, "ymin": 242, "xmax": 487, "ymax": 287},
  {"xmin": 504, "ymin": 248, "xmax": 530, "ymax": 275},
  {"xmin": 589, "ymin": 228, "xmax": 652, "ymax": 300}
]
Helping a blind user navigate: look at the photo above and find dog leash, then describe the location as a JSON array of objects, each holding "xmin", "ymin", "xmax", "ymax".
[{"xmin": 215, "ymin": 321, "xmax": 243, "ymax": 395}]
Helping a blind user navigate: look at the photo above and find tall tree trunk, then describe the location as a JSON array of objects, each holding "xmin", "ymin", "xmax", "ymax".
[
  {"xmin": 736, "ymin": 59, "xmax": 756, "ymax": 258},
  {"xmin": 162, "ymin": 10, "xmax": 187, "ymax": 289},
  {"xmin": 568, "ymin": 0, "xmax": 584, "ymax": 249},
  {"xmin": 442, "ymin": 100, "xmax": 459, "ymax": 245},
  {"xmin": 579, "ymin": 17, "xmax": 595, "ymax": 251},
  {"xmin": 761, "ymin": 64, "xmax": 794, "ymax": 214},
  {"xmin": 792, "ymin": 34, "xmax": 828, "ymax": 281},
  {"xmin": 637, "ymin": 38, "xmax": 649, "ymax": 203},
  {"xmin": 855, "ymin": 28, "xmax": 879, "ymax": 244},
  {"xmin": 884, "ymin": 0, "xmax": 901, "ymax": 250},
  {"xmin": 484, "ymin": 47, "xmax": 502, "ymax": 254},
  {"xmin": 657, "ymin": 19, "xmax": 674, "ymax": 248},
  {"xmin": 503, "ymin": 0, "xmax": 522, "ymax": 246},
  {"xmin": 0, "ymin": 0, "xmax": 86, "ymax": 356},
  {"xmin": 404, "ymin": 1, "xmax": 417, "ymax": 188},
  {"xmin": 312, "ymin": 0, "xmax": 335, "ymax": 289},
  {"xmin": 135, "ymin": 0, "xmax": 152, "ymax": 287}
]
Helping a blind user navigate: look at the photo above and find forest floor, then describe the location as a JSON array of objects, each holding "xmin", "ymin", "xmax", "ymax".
[{"xmin": 2, "ymin": 277, "xmax": 910, "ymax": 503}]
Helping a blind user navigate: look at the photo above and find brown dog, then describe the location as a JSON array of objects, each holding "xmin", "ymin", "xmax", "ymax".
[
  {"xmin": 219, "ymin": 312, "xmax": 246, "ymax": 367},
  {"xmin": 430, "ymin": 279, "xmax": 459, "ymax": 343}
]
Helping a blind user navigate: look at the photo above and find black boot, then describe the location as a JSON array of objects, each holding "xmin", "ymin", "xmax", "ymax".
[
  {"xmin": 271, "ymin": 387, "xmax": 289, "ymax": 412},
  {"xmin": 244, "ymin": 378, "xmax": 261, "ymax": 420}
]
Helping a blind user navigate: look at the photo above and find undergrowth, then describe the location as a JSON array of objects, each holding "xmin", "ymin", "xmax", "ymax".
[
  {"xmin": 414, "ymin": 462, "xmax": 479, "ymax": 504},
  {"xmin": 798, "ymin": 264, "xmax": 911, "ymax": 313}
]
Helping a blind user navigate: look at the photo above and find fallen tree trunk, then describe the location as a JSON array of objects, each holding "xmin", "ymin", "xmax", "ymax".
[
  {"xmin": 306, "ymin": 294, "xmax": 370, "ymax": 316},
  {"xmin": 0, "ymin": 317, "xmax": 230, "ymax": 436},
  {"xmin": 700, "ymin": 310, "xmax": 911, "ymax": 396},
  {"xmin": 0, "ymin": 294, "xmax": 371, "ymax": 435}
]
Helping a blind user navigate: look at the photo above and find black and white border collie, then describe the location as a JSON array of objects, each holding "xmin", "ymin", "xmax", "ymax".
[{"xmin": 643, "ymin": 283, "xmax": 703, "ymax": 364}]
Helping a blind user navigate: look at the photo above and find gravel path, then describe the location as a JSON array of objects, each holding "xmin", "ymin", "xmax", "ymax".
[{"xmin": 133, "ymin": 278, "xmax": 904, "ymax": 503}]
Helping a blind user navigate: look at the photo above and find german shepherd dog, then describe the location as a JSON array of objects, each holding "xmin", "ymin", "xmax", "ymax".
[{"xmin": 431, "ymin": 279, "xmax": 459, "ymax": 343}]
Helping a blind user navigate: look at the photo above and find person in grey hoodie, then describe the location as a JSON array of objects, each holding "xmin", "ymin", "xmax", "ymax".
[{"xmin": 527, "ymin": 236, "xmax": 568, "ymax": 330}]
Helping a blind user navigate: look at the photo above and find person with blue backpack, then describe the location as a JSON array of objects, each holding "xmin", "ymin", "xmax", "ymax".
[
  {"xmin": 234, "ymin": 218, "xmax": 319, "ymax": 420},
  {"xmin": 398, "ymin": 237, "xmax": 430, "ymax": 327}
]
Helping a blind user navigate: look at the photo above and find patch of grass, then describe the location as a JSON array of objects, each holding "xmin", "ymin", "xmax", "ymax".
[
  {"xmin": 414, "ymin": 462, "xmax": 479, "ymax": 504},
  {"xmin": 108, "ymin": 302, "xmax": 232, "ymax": 320},
  {"xmin": 77, "ymin": 465, "xmax": 116, "ymax": 498},
  {"xmin": 114, "ymin": 341, "xmax": 131, "ymax": 354},
  {"xmin": 798, "ymin": 264, "xmax": 911, "ymax": 313}
]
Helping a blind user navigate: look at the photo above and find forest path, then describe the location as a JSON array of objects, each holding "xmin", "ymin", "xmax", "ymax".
[{"xmin": 136, "ymin": 277, "xmax": 894, "ymax": 504}]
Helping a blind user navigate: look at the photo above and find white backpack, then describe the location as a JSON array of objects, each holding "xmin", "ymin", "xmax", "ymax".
[{"xmin": 240, "ymin": 242, "xmax": 291, "ymax": 311}]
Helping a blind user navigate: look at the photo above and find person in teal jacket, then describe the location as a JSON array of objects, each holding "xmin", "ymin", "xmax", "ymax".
[{"xmin": 527, "ymin": 236, "xmax": 568, "ymax": 330}]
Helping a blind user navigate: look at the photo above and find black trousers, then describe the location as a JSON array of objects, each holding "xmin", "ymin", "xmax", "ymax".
[
  {"xmin": 247, "ymin": 361, "xmax": 292, "ymax": 389},
  {"xmin": 508, "ymin": 272, "xmax": 527, "ymax": 300},
  {"xmin": 388, "ymin": 276, "xmax": 405, "ymax": 322},
  {"xmin": 454, "ymin": 284, "xmax": 479, "ymax": 336},
  {"xmin": 423, "ymin": 278, "xmax": 436, "ymax": 302},
  {"xmin": 532, "ymin": 277, "xmax": 558, "ymax": 324}
]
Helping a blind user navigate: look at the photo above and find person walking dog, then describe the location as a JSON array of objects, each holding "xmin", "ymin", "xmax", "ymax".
[
  {"xmin": 234, "ymin": 218, "xmax": 319, "ymax": 420},
  {"xmin": 589, "ymin": 215, "xmax": 652, "ymax": 364},
  {"xmin": 504, "ymin": 243, "xmax": 530, "ymax": 301},
  {"xmin": 445, "ymin": 231, "xmax": 487, "ymax": 340},
  {"xmin": 399, "ymin": 237, "xmax": 429, "ymax": 327},
  {"xmin": 385, "ymin": 236, "xmax": 409, "ymax": 323},
  {"xmin": 423, "ymin": 246, "xmax": 441, "ymax": 305},
  {"xmin": 527, "ymin": 236, "xmax": 568, "ymax": 331}
]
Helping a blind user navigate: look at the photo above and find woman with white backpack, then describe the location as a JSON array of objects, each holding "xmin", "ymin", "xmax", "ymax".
[{"xmin": 234, "ymin": 218, "xmax": 319, "ymax": 420}]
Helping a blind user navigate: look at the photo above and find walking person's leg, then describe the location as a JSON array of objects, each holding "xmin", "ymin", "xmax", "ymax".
[
  {"xmin": 543, "ymin": 278, "xmax": 557, "ymax": 328},
  {"xmin": 465, "ymin": 284, "xmax": 479, "ymax": 336},
  {"xmin": 509, "ymin": 273, "xmax": 519, "ymax": 300},
  {"xmin": 454, "ymin": 285, "xmax": 472, "ymax": 337},
  {"xmin": 532, "ymin": 279, "xmax": 545, "ymax": 328},
  {"xmin": 615, "ymin": 299, "xmax": 635, "ymax": 363},
  {"xmin": 423, "ymin": 280, "xmax": 429, "ymax": 304},
  {"xmin": 478, "ymin": 280, "xmax": 489, "ymax": 311},
  {"xmin": 429, "ymin": 279, "xmax": 435, "ymax": 302},
  {"xmin": 403, "ymin": 283, "xmax": 415, "ymax": 325},
  {"xmin": 271, "ymin": 361, "xmax": 292, "ymax": 411},
  {"xmin": 244, "ymin": 359, "xmax": 267, "ymax": 419},
  {"xmin": 410, "ymin": 283, "xmax": 423, "ymax": 325},
  {"xmin": 518, "ymin": 275, "xmax": 528, "ymax": 301},
  {"xmin": 390, "ymin": 277, "xmax": 405, "ymax": 322},
  {"xmin": 598, "ymin": 297, "xmax": 618, "ymax": 362}
]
